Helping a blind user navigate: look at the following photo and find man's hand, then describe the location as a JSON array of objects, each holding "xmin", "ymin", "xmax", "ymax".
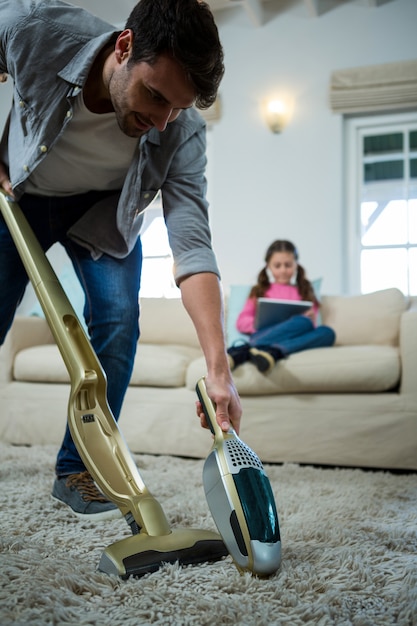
[
  {"xmin": 196, "ymin": 375, "xmax": 242, "ymax": 435},
  {"xmin": 0, "ymin": 162, "xmax": 14, "ymax": 197}
]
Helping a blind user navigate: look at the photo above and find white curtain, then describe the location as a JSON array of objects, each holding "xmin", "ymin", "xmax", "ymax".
[{"xmin": 329, "ymin": 59, "xmax": 417, "ymax": 113}]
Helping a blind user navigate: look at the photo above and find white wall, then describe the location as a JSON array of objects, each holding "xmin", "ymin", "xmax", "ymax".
[
  {"xmin": 208, "ymin": 0, "xmax": 417, "ymax": 294},
  {"xmin": 1, "ymin": 0, "xmax": 416, "ymax": 300}
]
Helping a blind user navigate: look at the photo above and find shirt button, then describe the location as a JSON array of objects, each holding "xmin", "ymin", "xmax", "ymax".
[
  {"xmin": 23, "ymin": 165, "xmax": 29, "ymax": 172},
  {"xmin": 66, "ymin": 110, "xmax": 72, "ymax": 118},
  {"xmin": 39, "ymin": 145, "xmax": 48, "ymax": 153},
  {"xmin": 144, "ymin": 193, "xmax": 150, "ymax": 199}
]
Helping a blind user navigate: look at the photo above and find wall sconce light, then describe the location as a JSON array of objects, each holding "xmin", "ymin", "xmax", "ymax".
[{"xmin": 264, "ymin": 99, "xmax": 287, "ymax": 134}]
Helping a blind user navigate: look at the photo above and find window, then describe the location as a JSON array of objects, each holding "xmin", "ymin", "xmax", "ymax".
[
  {"xmin": 139, "ymin": 193, "xmax": 180, "ymax": 298},
  {"xmin": 345, "ymin": 112, "xmax": 417, "ymax": 296}
]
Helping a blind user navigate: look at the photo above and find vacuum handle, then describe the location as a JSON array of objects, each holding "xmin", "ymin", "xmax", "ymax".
[
  {"xmin": 0, "ymin": 191, "xmax": 171, "ymax": 534},
  {"xmin": 196, "ymin": 377, "xmax": 235, "ymax": 440}
]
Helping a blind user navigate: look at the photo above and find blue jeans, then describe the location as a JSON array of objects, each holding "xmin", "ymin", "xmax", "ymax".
[
  {"xmin": 0, "ymin": 192, "xmax": 142, "ymax": 476},
  {"xmin": 249, "ymin": 315, "xmax": 335, "ymax": 355}
]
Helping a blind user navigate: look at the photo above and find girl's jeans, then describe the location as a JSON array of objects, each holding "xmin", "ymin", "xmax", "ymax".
[
  {"xmin": 249, "ymin": 315, "xmax": 336, "ymax": 355},
  {"xmin": 0, "ymin": 192, "xmax": 142, "ymax": 476}
]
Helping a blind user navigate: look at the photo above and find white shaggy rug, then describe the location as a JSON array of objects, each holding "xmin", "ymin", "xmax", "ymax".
[{"xmin": 0, "ymin": 442, "xmax": 416, "ymax": 626}]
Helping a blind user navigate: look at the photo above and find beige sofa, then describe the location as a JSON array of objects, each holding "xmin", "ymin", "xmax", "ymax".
[{"xmin": 0, "ymin": 288, "xmax": 416, "ymax": 470}]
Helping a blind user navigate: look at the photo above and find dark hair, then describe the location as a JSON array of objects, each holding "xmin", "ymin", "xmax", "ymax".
[
  {"xmin": 125, "ymin": 0, "xmax": 224, "ymax": 109},
  {"xmin": 249, "ymin": 239, "xmax": 319, "ymax": 304}
]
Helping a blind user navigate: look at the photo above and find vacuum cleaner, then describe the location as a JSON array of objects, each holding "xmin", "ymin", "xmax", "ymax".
[
  {"xmin": 0, "ymin": 190, "xmax": 228, "ymax": 578},
  {"xmin": 196, "ymin": 377, "xmax": 281, "ymax": 577}
]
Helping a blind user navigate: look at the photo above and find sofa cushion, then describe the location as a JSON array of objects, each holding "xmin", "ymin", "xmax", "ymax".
[
  {"xmin": 321, "ymin": 288, "xmax": 406, "ymax": 346},
  {"xmin": 130, "ymin": 343, "xmax": 202, "ymax": 387},
  {"xmin": 186, "ymin": 345, "xmax": 401, "ymax": 395},
  {"xmin": 14, "ymin": 343, "xmax": 202, "ymax": 388},
  {"xmin": 14, "ymin": 345, "xmax": 70, "ymax": 383},
  {"xmin": 139, "ymin": 297, "xmax": 200, "ymax": 348},
  {"xmin": 226, "ymin": 284, "xmax": 251, "ymax": 345}
]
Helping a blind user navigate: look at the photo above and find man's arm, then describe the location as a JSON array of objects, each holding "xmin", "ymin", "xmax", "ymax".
[{"xmin": 179, "ymin": 271, "xmax": 242, "ymax": 434}]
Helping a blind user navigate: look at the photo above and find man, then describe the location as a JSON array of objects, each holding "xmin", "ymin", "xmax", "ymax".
[{"xmin": 0, "ymin": 0, "xmax": 241, "ymax": 520}]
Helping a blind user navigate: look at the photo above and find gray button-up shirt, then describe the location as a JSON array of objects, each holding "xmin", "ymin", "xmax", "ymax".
[{"xmin": 0, "ymin": 0, "xmax": 220, "ymax": 282}]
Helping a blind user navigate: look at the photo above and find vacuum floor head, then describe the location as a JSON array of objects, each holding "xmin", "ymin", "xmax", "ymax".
[
  {"xmin": 197, "ymin": 378, "xmax": 281, "ymax": 577},
  {"xmin": 99, "ymin": 529, "xmax": 228, "ymax": 579}
]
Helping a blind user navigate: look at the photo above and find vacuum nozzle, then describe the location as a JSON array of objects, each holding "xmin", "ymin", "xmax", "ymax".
[{"xmin": 197, "ymin": 377, "xmax": 281, "ymax": 577}]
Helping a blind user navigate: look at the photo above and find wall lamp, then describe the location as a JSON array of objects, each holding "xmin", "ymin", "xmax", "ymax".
[{"xmin": 264, "ymin": 99, "xmax": 288, "ymax": 134}]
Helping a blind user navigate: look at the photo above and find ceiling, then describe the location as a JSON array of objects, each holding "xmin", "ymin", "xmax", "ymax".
[
  {"xmin": 70, "ymin": 0, "xmax": 398, "ymax": 28},
  {"xmin": 207, "ymin": 0, "xmax": 397, "ymax": 26}
]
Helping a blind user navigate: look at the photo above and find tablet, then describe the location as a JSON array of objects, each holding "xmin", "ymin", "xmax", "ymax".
[{"xmin": 255, "ymin": 298, "xmax": 313, "ymax": 330}]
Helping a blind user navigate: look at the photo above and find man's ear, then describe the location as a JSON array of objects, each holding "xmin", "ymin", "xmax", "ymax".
[{"xmin": 115, "ymin": 29, "xmax": 133, "ymax": 63}]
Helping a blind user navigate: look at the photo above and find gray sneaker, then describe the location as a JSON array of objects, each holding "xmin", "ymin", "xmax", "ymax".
[{"xmin": 52, "ymin": 471, "xmax": 122, "ymax": 521}]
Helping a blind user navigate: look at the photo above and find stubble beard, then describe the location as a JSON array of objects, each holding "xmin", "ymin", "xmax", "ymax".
[{"xmin": 108, "ymin": 66, "xmax": 145, "ymax": 138}]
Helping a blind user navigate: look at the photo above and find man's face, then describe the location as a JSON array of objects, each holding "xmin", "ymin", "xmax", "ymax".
[{"xmin": 108, "ymin": 33, "xmax": 196, "ymax": 137}]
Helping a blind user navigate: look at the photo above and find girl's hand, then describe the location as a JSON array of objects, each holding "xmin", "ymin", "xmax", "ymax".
[{"xmin": 304, "ymin": 307, "xmax": 315, "ymax": 322}]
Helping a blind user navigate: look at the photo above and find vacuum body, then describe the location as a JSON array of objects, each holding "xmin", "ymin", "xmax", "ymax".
[
  {"xmin": 0, "ymin": 191, "xmax": 227, "ymax": 578},
  {"xmin": 197, "ymin": 378, "xmax": 281, "ymax": 577}
]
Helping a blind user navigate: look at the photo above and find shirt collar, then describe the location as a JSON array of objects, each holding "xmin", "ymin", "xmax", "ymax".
[{"xmin": 57, "ymin": 31, "xmax": 119, "ymax": 89}]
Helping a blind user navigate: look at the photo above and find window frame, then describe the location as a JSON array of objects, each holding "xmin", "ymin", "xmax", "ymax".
[{"xmin": 344, "ymin": 110, "xmax": 417, "ymax": 295}]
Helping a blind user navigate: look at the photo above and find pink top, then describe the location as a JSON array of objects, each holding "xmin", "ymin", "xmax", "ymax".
[{"xmin": 236, "ymin": 283, "xmax": 318, "ymax": 334}]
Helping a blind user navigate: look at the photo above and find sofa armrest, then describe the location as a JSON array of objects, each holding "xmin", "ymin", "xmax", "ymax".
[
  {"xmin": 399, "ymin": 297, "xmax": 417, "ymax": 395},
  {"xmin": 0, "ymin": 316, "xmax": 54, "ymax": 385}
]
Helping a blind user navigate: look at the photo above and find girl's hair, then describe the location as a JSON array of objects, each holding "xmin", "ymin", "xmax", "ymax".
[
  {"xmin": 249, "ymin": 239, "xmax": 319, "ymax": 304},
  {"xmin": 125, "ymin": 0, "xmax": 224, "ymax": 109}
]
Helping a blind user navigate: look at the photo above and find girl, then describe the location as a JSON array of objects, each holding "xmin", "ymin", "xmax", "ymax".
[{"xmin": 227, "ymin": 240, "xmax": 336, "ymax": 374}]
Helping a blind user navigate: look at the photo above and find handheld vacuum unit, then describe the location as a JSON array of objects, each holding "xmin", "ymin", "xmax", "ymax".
[
  {"xmin": 0, "ymin": 191, "xmax": 228, "ymax": 578},
  {"xmin": 196, "ymin": 377, "xmax": 281, "ymax": 577}
]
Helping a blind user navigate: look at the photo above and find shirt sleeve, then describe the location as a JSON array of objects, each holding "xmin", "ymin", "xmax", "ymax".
[
  {"xmin": 161, "ymin": 123, "xmax": 220, "ymax": 283},
  {"xmin": 0, "ymin": 0, "xmax": 20, "ymax": 75},
  {"xmin": 236, "ymin": 297, "xmax": 257, "ymax": 335}
]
